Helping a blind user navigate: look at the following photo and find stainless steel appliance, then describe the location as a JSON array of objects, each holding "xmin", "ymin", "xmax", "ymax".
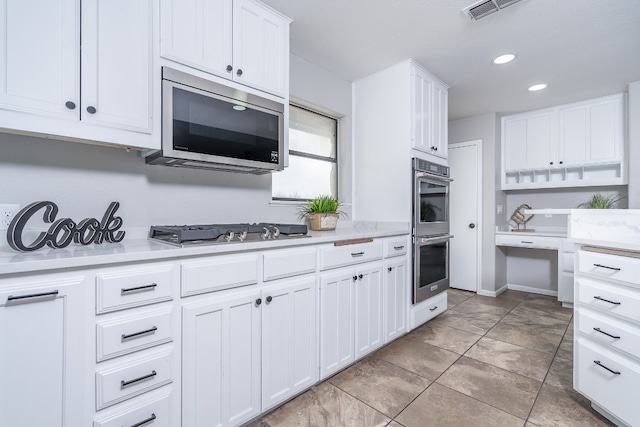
[
  {"xmin": 413, "ymin": 158, "xmax": 452, "ymax": 304},
  {"xmin": 146, "ymin": 67, "xmax": 285, "ymax": 174},
  {"xmin": 149, "ymin": 223, "xmax": 308, "ymax": 247}
]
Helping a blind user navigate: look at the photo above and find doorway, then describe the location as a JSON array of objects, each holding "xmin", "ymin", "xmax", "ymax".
[{"xmin": 449, "ymin": 140, "xmax": 482, "ymax": 292}]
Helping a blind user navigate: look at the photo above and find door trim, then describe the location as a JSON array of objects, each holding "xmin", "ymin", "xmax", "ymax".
[{"xmin": 449, "ymin": 139, "xmax": 482, "ymax": 293}]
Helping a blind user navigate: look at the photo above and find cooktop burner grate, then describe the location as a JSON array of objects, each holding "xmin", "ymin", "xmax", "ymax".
[{"xmin": 149, "ymin": 223, "xmax": 309, "ymax": 246}]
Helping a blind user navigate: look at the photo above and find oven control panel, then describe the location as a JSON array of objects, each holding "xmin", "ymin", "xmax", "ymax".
[{"xmin": 413, "ymin": 158, "xmax": 449, "ymax": 177}]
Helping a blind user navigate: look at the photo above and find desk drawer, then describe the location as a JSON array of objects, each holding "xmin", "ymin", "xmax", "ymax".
[
  {"xmin": 578, "ymin": 250, "xmax": 640, "ymax": 287},
  {"xmin": 495, "ymin": 234, "xmax": 560, "ymax": 249},
  {"xmin": 97, "ymin": 307, "xmax": 173, "ymax": 361},
  {"xmin": 320, "ymin": 241, "xmax": 383, "ymax": 271},
  {"xmin": 577, "ymin": 278, "xmax": 640, "ymax": 323},
  {"xmin": 96, "ymin": 347, "xmax": 173, "ymax": 410},
  {"xmin": 96, "ymin": 265, "xmax": 174, "ymax": 314}
]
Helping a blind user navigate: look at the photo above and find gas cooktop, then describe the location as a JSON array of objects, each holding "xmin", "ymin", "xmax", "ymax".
[{"xmin": 149, "ymin": 223, "xmax": 309, "ymax": 247}]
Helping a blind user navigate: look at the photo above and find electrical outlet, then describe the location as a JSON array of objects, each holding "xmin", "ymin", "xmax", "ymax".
[{"xmin": 0, "ymin": 204, "xmax": 20, "ymax": 230}]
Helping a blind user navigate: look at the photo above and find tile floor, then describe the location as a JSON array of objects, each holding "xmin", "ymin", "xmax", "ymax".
[{"xmin": 249, "ymin": 289, "xmax": 615, "ymax": 427}]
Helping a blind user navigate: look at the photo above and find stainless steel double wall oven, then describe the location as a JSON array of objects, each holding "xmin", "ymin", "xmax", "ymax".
[{"xmin": 413, "ymin": 158, "xmax": 452, "ymax": 304}]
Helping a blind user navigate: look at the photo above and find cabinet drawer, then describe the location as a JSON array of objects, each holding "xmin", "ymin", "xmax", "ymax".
[
  {"xmin": 495, "ymin": 234, "xmax": 561, "ymax": 249},
  {"xmin": 96, "ymin": 347, "xmax": 173, "ymax": 410},
  {"xmin": 96, "ymin": 265, "xmax": 175, "ymax": 314},
  {"xmin": 181, "ymin": 254, "xmax": 258, "ymax": 296},
  {"xmin": 577, "ymin": 278, "xmax": 640, "ymax": 323},
  {"xmin": 578, "ymin": 250, "xmax": 640, "ymax": 287},
  {"xmin": 320, "ymin": 241, "xmax": 383, "ymax": 271},
  {"xmin": 577, "ymin": 308, "xmax": 640, "ymax": 360},
  {"xmin": 575, "ymin": 338, "xmax": 640, "ymax": 427},
  {"xmin": 263, "ymin": 247, "xmax": 317, "ymax": 281},
  {"xmin": 97, "ymin": 307, "xmax": 173, "ymax": 362},
  {"xmin": 384, "ymin": 238, "xmax": 408, "ymax": 258},
  {"xmin": 94, "ymin": 386, "xmax": 172, "ymax": 427}
]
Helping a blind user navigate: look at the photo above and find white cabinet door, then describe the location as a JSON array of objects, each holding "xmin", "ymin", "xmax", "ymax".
[
  {"xmin": 432, "ymin": 80, "xmax": 448, "ymax": 159},
  {"xmin": 261, "ymin": 276, "xmax": 318, "ymax": 411},
  {"xmin": 354, "ymin": 264, "xmax": 384, "ymax": 358},
  {"xmin": 503, "ymin": 111, "xmax": 555, "ymax": 171},
  {"xmin": 411, "ymin": 66, "xmax": 432, "ymax": 154},
  {"xmin": 81, "ymin": 0, "xmax": 152, "ymax": 132},
  {"xmin": 160, "ymin": 0, "xmax": 233, "ymax": 78},
  {"xmin": 233, "ymin": 0, "xmax": 288, "ymax": 97},
  {"xmin": 0, "ymin": 0, "xmax": 78, "ymax": 119},
  {"xmin": 319, "ymin": 270, "xmax": 355, "ymax": 380},
  {"xmin": 182, "ymin": 287, "xmax": 261, "ymax": 427},
  {"xmin": 384, "ymin": 257, "xmax": 407, "ymax": 343},
  {"xmin": 0, "ymin": 275, "xmax": 84, "ymax": 427},
  {"xmin": 558, "ymin": 94, "xmax": 622, "ymax": 166}
]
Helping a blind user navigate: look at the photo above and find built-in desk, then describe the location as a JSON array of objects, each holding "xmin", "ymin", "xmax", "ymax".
[{"xmin": 496, "ymin": 229, "xmax": 574, "ymax": 307}]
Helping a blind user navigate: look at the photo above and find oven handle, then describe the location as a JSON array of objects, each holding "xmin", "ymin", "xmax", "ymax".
[
  {"xmin": 415, "ymin": 234, "xmax": 453, "ymax": 246},
  {"xmin": 415, "ymin": 171, "xmax": 453, "ymax": 182}
]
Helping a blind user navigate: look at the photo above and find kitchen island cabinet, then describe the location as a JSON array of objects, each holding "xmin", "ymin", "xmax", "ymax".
[{"xmin": 0, "ymin": 272, "xmax": 84, "ymax": 427}]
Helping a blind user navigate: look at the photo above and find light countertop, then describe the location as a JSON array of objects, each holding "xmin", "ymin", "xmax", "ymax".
[
  {"xmin": 0, "ymin": 222, "xmax": 410, "ymax": 275},
  {"xmin": 568, "ymin": 209, "xmax": 640, "ymax": 252}
]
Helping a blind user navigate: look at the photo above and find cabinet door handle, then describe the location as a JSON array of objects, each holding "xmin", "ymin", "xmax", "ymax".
[
  {"xmin": 226, "ymin": 65, "xmax": 233, "ymax": 73},
  {"xmin": 593, "ymin": 296, "xmax": 621, "ymax": 305},
  {"xmin": 593, "ymin": 327, "xmax": 620, "ymax": 339},
  {"xmin": 266, "ymin": 296, "xmax": 272, "ymax": 304},
  {"xmin": 121, "ymin": 326, "xmax": 158, "ymax": 341},
  {"xmin": 521, "ymin": 241, "xmax": 533, "ymax": 244},
  {"xmin": 593, "ymin": 360, "xmax": 620, "ymax": 375},
  {"xmin": 429, "ymin": 305, "xmax": 438, "ymax": 311},
  {"xmin": 129, "ymin": 413, "xmax": 156, "ymax": 427},
  {"xmin": 255, "ymin": 298, "xmax": 262, "ymax": 306},
  {"xmin": 593, "ymin": 263, "xmax": 621, "ymax": 271},
  {"xmin": 65, "ymin": 101, "xmax": 76, "ymax": 110},
  {"xmin": 351, "ymin": 252, "xmax": 364, "ymax": 257},
  {"xmin": 121, "ymin": 283, "xmax": 157, "ymax": 295},
  {"xmin": 352, "ymin": 276, "xmax": 358, "ymax": 281},
  {"xmin": 121, "ymin": 370, "xmax": 157, "ymax": 388},
  {"xmin": 358, "ymin": 274, "xmax": 363, "ymax": 280},
  {"xmin": 7, "ymin": 290, "xmax": 59, "ymax": 304},
  {"xmin": 388, "ymin": 267, "xmax": 393, "ymax": 272},
  {"xmin": 393, "ymin": 245, "xmax": 404, "ymax": 250},
  {"xmin": 236, "ymin": 69, "xmax": 243, "ymax": 76},
  {"xmin": 86, "ymin": 106, "xmax": 96, "ymax": 114}
]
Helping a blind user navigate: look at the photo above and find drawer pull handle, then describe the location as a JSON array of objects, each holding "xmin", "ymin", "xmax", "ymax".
[
  {"xmin": 593, "ymin": 296, "xmax": 621, "ymax": 305},
  {"xmin": 593, "ymin": 327, "xmax": 620, "ymax": 339},
  {"xmin": 7, "ymin": 290, "xmax": 59, "ymax": 304},
  {"xmin": 593, "ymin": 360, "xmax": 620, "ymax": 375},
  {"xmin": 121, "ymin": 370, "xmax": 157, "ymax": 388},
  {"xmin": 121, "ymin": 326, "xmax": 158, "ymax": 341},
  {"xmin": 521, "ymin": 241, "xmax": 533, "ymax": 244},
  {"xmin": 593, "ymin": 263, "xmax": 621, "ymax": 271},
  {"xmin": 393, "ymin": 245, "xmax": 405, "ymax": 250},
  {"xmin": 121, "ymin": 283, "xmax": 158, "ymax": 295},
  {"xmin": 429, "ymin": 305, "xmax": 438, "ymax": 311},
  {"xmin": 351, "ymin": 252, "xmax": 365, "ymax": 257},
  {"xmin": 129, "ymin": 413, "xmax": 156, "ymax": 427}
]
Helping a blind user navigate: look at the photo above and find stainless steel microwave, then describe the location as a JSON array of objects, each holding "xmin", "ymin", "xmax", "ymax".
[{"xmin": 146, "ymin": 67, "xmax": 285, "ymax": 174}]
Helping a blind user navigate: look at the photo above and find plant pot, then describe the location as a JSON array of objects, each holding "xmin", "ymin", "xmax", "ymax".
[{"xmin": 307, "ymin": 213, "xmax": 339, "ymax": 231}]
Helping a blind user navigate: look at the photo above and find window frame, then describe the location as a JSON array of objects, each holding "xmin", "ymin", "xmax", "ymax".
[{"xmin": 272, "ymin": 103, "xmax": 339, "ymax": 202}]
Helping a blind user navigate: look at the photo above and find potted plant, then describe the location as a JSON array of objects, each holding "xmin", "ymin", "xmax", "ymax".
[
  {"xmin": 577, "ymin": 193, "xmax": 626, "ymax": 209},
  {"xmin": 297, "ymin": 195, "xmax": 346, "ymax": 231}
]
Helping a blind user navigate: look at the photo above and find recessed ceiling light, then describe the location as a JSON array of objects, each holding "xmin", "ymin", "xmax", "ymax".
[
  {"xmin": 232, "ymin": 105, "xmax": 246, "ymax": 111},
  {"xmin": 528, "ymin": 84, "xmax": 547, "ymax": 91},
  {"xmin": 493, "ymin": 54, "xmax": 515, "ymax": 64}
]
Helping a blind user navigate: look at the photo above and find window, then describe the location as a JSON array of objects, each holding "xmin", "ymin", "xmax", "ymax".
[{"xmin": 272, "ymin": 104, "xmax": 338, "ymax": 201}]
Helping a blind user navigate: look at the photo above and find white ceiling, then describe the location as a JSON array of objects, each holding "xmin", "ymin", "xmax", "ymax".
[{"xmin": 261, "ymin": 0, "xmax": 640, "ymax": 121}]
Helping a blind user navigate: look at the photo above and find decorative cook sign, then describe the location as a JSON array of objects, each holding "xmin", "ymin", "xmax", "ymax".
[{"xmin": 7, "ymin": 201, "xmax": 125, "ymax": 252}]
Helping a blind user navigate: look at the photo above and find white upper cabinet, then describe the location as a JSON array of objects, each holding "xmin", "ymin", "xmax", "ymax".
[
  {"xmin": 160, "ymin": 0, "xmax": 291, "ymax": 97},
  {"xmin": 411, "ymin": 64, "xmax": 449, "ymax": 160},
  {"xmin": 501, "ymin": 93, "xmax": 626, "ymax": 190},
  {"xmin": 0, "ymin": 0, "xmax": 78, "ymax": 119},
  {"xmin": 0, "ymin": 0, "xmax": 156, "ymax": 148}
]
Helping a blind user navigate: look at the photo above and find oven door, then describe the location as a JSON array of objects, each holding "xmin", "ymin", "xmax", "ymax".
[
  {"xmin": 414, "ymin": 172, "xmax": 451, "ymax": 237},
  {"xmin": 414, "ymin": 234, "xmax": 451, "ymax": 304}
]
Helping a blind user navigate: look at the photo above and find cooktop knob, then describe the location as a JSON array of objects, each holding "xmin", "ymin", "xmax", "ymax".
[
  {"xmin": 260, "ymin": 227, "xmax": 271, "ymax": 240},
  {"xmin": 224, "ymin": 230, "xmax": 235, "ymax": 242},
  {"xmin": 237, "ymin": 230, "xmax": 247, "ymax": 242}
]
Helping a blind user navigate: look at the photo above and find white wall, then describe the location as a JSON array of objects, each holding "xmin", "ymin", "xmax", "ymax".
[
  {"xmin": 0, "ymin": 53, "xmax": 353, "ymax": 244},
  {"xmin": 448, "ymin": 113, "xmax": 506, "ymax": 294},
  {"xmin": 629, "ymin": 80, "xmax": 640, "ymax": 208}
]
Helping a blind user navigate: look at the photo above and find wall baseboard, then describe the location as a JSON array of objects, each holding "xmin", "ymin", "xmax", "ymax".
[
  {"xmin": 507, "ymin": 284, "xmax": 558, "ymax": 297},
  {"xmin": 478, "ymin": 284, "xmax": 508, "ymax": 298}
]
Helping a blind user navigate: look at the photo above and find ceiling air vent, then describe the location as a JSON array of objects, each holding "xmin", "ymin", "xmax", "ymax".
[{"xmin": 462, "ymin": 0, "xmax": 523, "ymax": 20}]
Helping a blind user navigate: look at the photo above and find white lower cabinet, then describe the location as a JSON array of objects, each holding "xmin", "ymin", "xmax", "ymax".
[
  {"xmin": 384, "ymin": 257, "xmax": 408, "ymax": 343},
  {"xmin": 182, "ymin": 287, "xmax": 262, "ymax": 427},
  {"xmin": 319, "ymin": 262, "xmax": 384, "ymax": 380},
  {"xmin": 0, "ymin": 273, "xmax": 84, "ymax": 427}
]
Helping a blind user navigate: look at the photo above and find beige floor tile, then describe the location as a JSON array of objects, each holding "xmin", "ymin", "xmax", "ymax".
[
  {"xmin": 503, "ymin": 308, "xmax": 571, "ymax": 334},
  {"xmin": 373, "ymin": 334, "xmax": 459, "ymax": 380},
  {"xmin": 258, "ymin": 382, "xmax": 390, "ymax": 427},
  {"xmin": 431, "ymin": 307, "xmax": 502, "ymax": 335},
  {"xmin": 545, "ymin": 356, "xmax": 573, "ymax": 390},
  {"xmin": 437, "ymin": 356, "xmax": 541, "ymax": 419},
  {"xmin": 517, "ymin": 298, "xmax": 573, "ymax": 322},
  {"xmin": 465, "ymin": 294, "xmax": 523, "ymax": 310},
  {"xmin": 328, "ymin": 357, "xmax": 431, "ymax": 418},
  {"xmin": 555, "ymin": 335, "xmax": 573, "ymax": 360},
  {"xmin": 465, "ymin": 337, "xmax": 554, "ymax": 381},
  {"xmin": 409, "ymin": 321, "xmax": 481, "ymax": 354},
  {"xmin": 449, "ymin": 298, "xmax": 513, "ymax": 319},
  {"xmin": 447, "ymin": 288, "xmax": 475, "ymax": 307},
  {"xmin": 485, "ymin": 319, "xmax": 564, "ymax": 355},
  {"xmin": 387, "ymin": 421, "xmax": 404, "ymax": 427},
  {"xmin": 528, "ymin": 383, "xmax": 614, "ymax": 427},
  {"xmin": 395, "ymin": 383, "xmax": 525, "ymax": 427}
]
